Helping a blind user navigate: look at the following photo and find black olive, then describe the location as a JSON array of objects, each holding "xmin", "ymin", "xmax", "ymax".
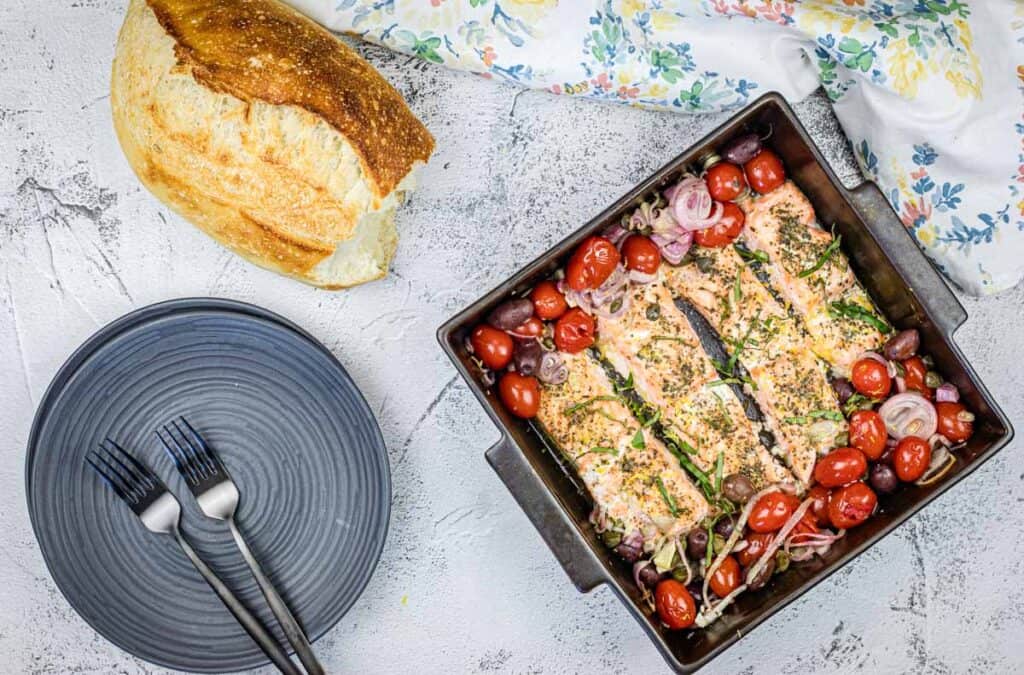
[
  {"xmin": 513, "ymin": 340, "xmax": 542, "ymax": 377},
  {"xmin": 882, "ymin": 328, "xmax": 920, "ymax": 361},
  {"xmin": 830, "ymin": 377, "xmax": 855, "ymax": 404},
  {"xmin": 487, "ymin": 299, "xmax": 534, "ymax": 331},
  {"xmin": 686, "ymin": 528, "xmax": 709, "ymax": 559},
  {"xmin": 722, "ymin": 473, "xmax": 755, "ymax": 504},
  {"xmin": 721, "ymin": 133, "xmax": 762, "ymax": 165},
  {"xmin": 713, "ymin": 516, "xmax": 735, "ymax": 539},
  {"xmin": 870, "ymin": 463, "xmax": 899, "ymax": 494},
  {"xmin": 747, "ymin": 557, "xmax": 775, "ymax": 591},
  {"xmin": 637, "ymin": 564, "xmax": 662, "ymax": 589}
]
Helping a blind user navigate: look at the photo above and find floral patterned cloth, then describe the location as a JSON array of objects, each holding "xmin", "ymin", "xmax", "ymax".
[{"xmin": 288, "ymin": 0, "xmax": 1024, "ymax": 295}]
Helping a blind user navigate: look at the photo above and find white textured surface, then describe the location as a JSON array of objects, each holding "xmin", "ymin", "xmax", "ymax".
[{"xmin": 1, "ymin": 1, "xmax": 1022, "ymax": 673}]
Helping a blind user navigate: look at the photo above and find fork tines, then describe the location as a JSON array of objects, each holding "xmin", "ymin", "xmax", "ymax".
[
  {"xmin": 86, "ymin": 438, "xmax": 158, "ymax": 507},
  {"xmin": 157, "ymin": 417, "xmax": 222, "ymax": 486}
]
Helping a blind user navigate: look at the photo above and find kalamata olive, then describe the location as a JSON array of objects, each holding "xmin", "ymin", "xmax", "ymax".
[
  {"xmin": 686, "ymin": 528, "xmax": 709, "ymax": 559},
  {"xmin": 487, "ymin": 298, "xmax": 534, "ymax": 331},
  {"xmin": 869, "ymin": 462, "xmax": 899, "ymax": 494},
  {"xmin": 746, "ymin": 557, "xmax": 775, "ymax": 591},
  {"xmin": 721, "ymin": 132, "xmax": 762, "ymax": 165},
  {"xmin": 686, "ymin": 581, "xmax": 704, "ymax": 608},
  {"xmin": 713, "ymin": 516, "xmax": 735, "ymax": 539},
  {"xmin": 638, "ymin": 564, "xmax": 663, "ymax": 589},
  {"xmin": 878, "ymin": 437, "xmax": 898, "ymax": 465},
  {"xmin": 722, "ymin": 473, "xmax": 755, "ymax": 504},
  {"xmin": 615, "ymin": 540, "xmax": 643, "ymax": 563},
  {"xmin": 513, "ymin": 340, "xmax": 542, "ymax": 377},
  {"xmin": 882, "ymin": 328, "xmax": 920, "ymax": 361},
  {"xmin": 830, "ymin": 377, "xmax": 855, "ymax": 404}
]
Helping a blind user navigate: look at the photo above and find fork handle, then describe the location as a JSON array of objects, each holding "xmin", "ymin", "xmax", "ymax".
[
  {"xmin": 229, "ymin": 519, "xmax": 326, "ymax": 675},
  {"xmin": 172, "ymin": 529, "xmax": 303, "ymax": 675}
]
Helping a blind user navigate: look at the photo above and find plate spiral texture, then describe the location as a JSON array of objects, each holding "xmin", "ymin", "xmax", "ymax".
[{"xmin": 27, "ymin": 299, "xmax": 391, "ymax": 673}]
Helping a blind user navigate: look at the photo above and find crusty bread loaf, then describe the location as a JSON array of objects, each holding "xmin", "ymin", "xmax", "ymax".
[{"xmin": 110, "ymin": 0, "xmax": 434, "ymax": 288}]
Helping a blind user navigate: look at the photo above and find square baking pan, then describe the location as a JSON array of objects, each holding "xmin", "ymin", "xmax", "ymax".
[{"xmin": 436, "ymin": 92, "xmax": 1013, "ymax": 672}]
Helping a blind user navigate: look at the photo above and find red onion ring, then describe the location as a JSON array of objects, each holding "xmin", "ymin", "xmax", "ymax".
[
  {"xmin": 668, "ymin": 174, "xmax": 723, "ymax": 231},
  {"xmin": 879, "ymin": 393, "xmax": 938, "ymax": 439}
]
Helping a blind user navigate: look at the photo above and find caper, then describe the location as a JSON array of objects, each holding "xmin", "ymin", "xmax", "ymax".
[
  {"xmin": 646, "ymin": 303, "xmax": 661, "ymax": 321},
  {"xmin": 671, "ymin": 565, "xmax": 689, "ymax": 582},
  {"xmin": 775, "ymin": 550, "xmax": 790, "ymax": 573},
  {"xmin": 602, "ymin": 530, "xmax": 622, "ymax": 548},
  {"xmin": 924, "ymin": 371, "xmax": 943, "ymax": 388},
  {"xmin": 712, "ymin": 533, "xmax": 726, "ymax": 555},
  {"xmin": 696, "ymin": 256, "xmax": 713, "ymax": 273}
]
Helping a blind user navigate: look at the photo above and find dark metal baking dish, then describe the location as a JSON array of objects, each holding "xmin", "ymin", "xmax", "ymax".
[{"xmin": 436, "ymin": 92, "xmax": 1013, "ymax": 672}]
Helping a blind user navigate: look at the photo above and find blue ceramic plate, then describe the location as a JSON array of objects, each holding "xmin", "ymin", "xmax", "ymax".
[{"xmin": 26, "ymin": 298, "xmax": 390, "ymax": 673}]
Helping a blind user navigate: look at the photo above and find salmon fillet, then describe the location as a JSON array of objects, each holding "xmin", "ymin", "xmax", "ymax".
[
  {"xmin": 535, "ymin": 351, "xmax": 709, "ymax": 544},
  {"xmin": 596, "ymin": 280, "xmax": 793, "ymax": 490},
  {"xmin": 739, "ymin": 181, "xmax": 888, "ymax": 375},
  {"xmin": 663, "ymin": 246, "xmax": 844, "ymax": 486}
]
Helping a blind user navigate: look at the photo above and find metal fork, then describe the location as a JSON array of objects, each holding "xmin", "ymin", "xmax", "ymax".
[
  {"xmin": 86, "ymin": 439, "xmax": 302, "ymax": 675},
  {"xmin": 158, "ymin": 418, "xmax": 325, "ymax": 675}
]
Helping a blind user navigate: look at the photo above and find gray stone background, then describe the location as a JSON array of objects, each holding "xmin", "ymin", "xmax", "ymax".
[{"xmin": 1, "ymin": 1, "xmax": 1022, "ymax": 673}]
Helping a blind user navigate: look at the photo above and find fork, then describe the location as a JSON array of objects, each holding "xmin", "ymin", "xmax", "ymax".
[
  {"xmin": 86, "ymin": 439, "xmax": 302, "ymax": 675},
  {"xmin": 158, "ymin": 418, "xmax": 325, "ymax": 675}
]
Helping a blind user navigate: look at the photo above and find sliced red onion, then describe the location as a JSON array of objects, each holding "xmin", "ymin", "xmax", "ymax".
[
  {"xmin": 592, "ymin": 286, "xmax": 632, "ymax": 320},
  {"xmin": 879, "ymin": 393, "xmax": 938, "ymax": 440},
  {"xmin": 745, "ymin": 498, "xmax": 812, "ymax": 587},
  {"xmin": 895, "ymin": 375, "xmax": 907, "ymax": 394},
  {"xmin": 538, "ymin": 351, "xmax": 567, "ymax": 385},
  {"xmin": 633, "ymin": 559, "xmax": 654, "ymax": 589},
  {"xmin": 936, "ymin": 383, "xmax": 959, "ymax": 403},
  {"xmin": 603, "ymin": 224, "xmax": 629, "ymax": 246},
  {"xmin": 915, "ymin": 443, "xmax": 955, "ymax": 486},
  {"xmin": 858, "ymin": 351, "xmax": 887, "ymax": 368},
  {"xmin": 668, "ymin": 174, "xmax": 723, "ymax": 231},
  {"xmin": 628, "ymin": 269, "xmax": 658, "ymax": 284}
]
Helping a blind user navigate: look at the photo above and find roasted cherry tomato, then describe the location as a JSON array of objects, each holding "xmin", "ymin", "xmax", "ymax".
[
  {"xmin": 814, "ymin": 447, "xmax": 868, "ymax": 488},
  {"xmin": 935, "ymin": 401, "xmax": 974, "ymax": 444},
  {"xmin": 828, "ymin": 482, "xmax": 877, "ymax": 529},
  {"xmin": 655, "ymin": 579, "xmax": 697, "ymax": 629},
  {"xmin": 554, "ymin": 308, "xmax": 596, "ymax": 353},
  {"xmin": 902, "ymin": 356, "xmax": 932, "ymax": 399},
  {"xmin": 744, "ymin": 149, "xmax": 786, "ymax": 194},
  {"xmin": 469, "ymin": 324, "xmax": 513, "ymax": 370},
  {"xmin": 694, "ymin": 202, "xmax": 745, "ymax": 248},
  {"xmin": 621, "ymin": 234, "xmax": 662, "ymax": 274},
  {"xmin": 807, "ymin": 484, "xmax": 832, "ymax": 527},
  {"xmin": 848, "ymin": 410, "xmax": 887, "ymax": 460},
  {"xmin": 530, "ymin": 280, "xmax": 568, "ymax": 321},
  {"xmin": 565, "ymin": 236, "xmax": 620, "ymax": 291},
  {"xmin": 747, "ymin": 491, "xmax": 798, "ymax": 533},
  {"xmin": 512, "ymin": 316, "xmax": 543, "ymax": 339},
  {"xmin": 498, "ymin": 371, "xmax": 541, "ymax": 419},
  {"xmin": 737, "ymin": 532, "xmax": 775, "ymax": 567},
  {"xmin": 851, "ymin": 358, "xmax": 892, "ymax": 399},
  {"xmin": 893, "ymin": 436, "xmax": 932, "ymax": 482},
  {"xmin": 709, "ymin": 555, "xmax": 742, "ymax": 598},
  {"xmin": 705, "ymin": 162, "xmax": 747, "ymax": 202}
]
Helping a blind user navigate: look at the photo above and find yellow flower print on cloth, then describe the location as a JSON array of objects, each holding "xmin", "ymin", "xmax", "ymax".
[{"xmin": 290, "ymin": 0, "xmax": 1024, "ymax": 294}]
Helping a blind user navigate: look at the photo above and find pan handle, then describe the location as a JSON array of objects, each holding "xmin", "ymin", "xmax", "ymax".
[
  {"xmin": 845, "ymin": 181, "xmax": 967, "ymax": 337},
  {"xmin": 486, "ymin": 436, "xmax": 608, "ymax": 592}
]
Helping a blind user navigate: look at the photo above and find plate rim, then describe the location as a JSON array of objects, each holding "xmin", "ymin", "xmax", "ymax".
[{"xmin": 24, "ymin": 297, "xmax": 392, "ymax": 672}]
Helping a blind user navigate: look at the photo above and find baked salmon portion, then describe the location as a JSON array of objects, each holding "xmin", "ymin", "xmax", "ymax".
[
  {"xmin": 536, "ymin": 351, "xmax": 708, "ymax": 545},
  {"xmin": 596, "ymin": 280, "xmax": 793, "ymax": 490},
  {"xmin": 739, "ymin": 181, "xmax": 889, "ymax": 375},
  {"xmin": 663, "ymin": 246, "xmax": 845, "ymax": 486}
]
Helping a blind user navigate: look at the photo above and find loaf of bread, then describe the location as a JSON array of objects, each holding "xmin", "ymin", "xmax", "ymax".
[{"xmin": 111, "ymin": 0, "xmax": 434, "ymax": 288}]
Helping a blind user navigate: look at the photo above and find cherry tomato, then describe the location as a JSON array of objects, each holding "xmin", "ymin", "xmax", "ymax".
[
  {"xmin": 565, "ymin": 236, "xmax": 620, "ymax": 291},
  {"xmin": 814, "ymin": 447, "xmax": 868, "ymax": 488},
  {"xmin": 470, "ymin": 324, "xmax": 513, "ymax": 370},
  {"xmin": 530, "ymin": 280, "xmax": 568, "ymax": 321},
  {"xmin": 498, "ymin": 371, "xmax": 541, "ymax": 419},
  {"xmin": 893, "ymin": 436, "xmax": 932, "ymax": 482},
  {"xmin": 709, "ymin": 555, "xmax": 742, "ymax": 598},
  {"xmin": 744, "ymin": 149, "xmax": 786, "ymax": 194},
  {"xmin": 935, "ymin": 401, "xmax": 974, "ymax": 444},
  {"xmin": 621, "ymin": 235, "xmax": 662, "ymax": 274},
  {"xmin": 848, "ymin": 410, "xmax": 887, "ymax": 460},
  {"xmin": 851, "ymin": 358, "xmax": 892, "ymax": 399},
  {"xmin": 827, "ymin": 482, "xmax": 877, "ymax": 529},
  {"xmin": 655, "ymin": 579, "xmax": 697, "ymax": 630},
  {"xmin": 512, "ymin": 316, "xmax": 544, "ymax": 338},
  {"xmin": 737, "ymin": 532, "xmax": 774, "ymax": 567},
  {"xmin": 902, "ymin": 356, "xmax": 933, "ymax": 399},
  {"xmin": 694, "ymin": 202, "xmax": 745, "ymax": 248},
  {"xmin": 553, "ymin": 308, "xmax": 596, "ymax": 353},
  {"xmin": 747, "ymin": 491, "xmax": 798, "ymax": 533},
  {"xmin": 705, "ymin": 162, "xmax": 747, "ymax": 202},
  {"xmin": 807, "ymin": 484, "xmax": 832, "ymax": 527}
]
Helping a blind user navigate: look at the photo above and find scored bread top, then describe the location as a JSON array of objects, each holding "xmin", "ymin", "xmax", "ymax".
[{"xmin": 145, "ymin": 0, "xmax": 434, "ymax": 199}]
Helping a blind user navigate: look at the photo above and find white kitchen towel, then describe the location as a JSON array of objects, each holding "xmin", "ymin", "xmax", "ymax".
[{"xmin": 288, "ymin": 0, "xmax": 1024, "ymax": 296}]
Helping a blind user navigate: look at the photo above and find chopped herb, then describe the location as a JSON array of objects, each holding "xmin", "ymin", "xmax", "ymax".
[
  {"xmin": 732, "ymin": 272, "xmax": 743, "ymax": 305},
  {"xmin": 734, "ymin": 243, "xmax": 769, "ymax": 264},
  {"xmin": 708, "ymin": 378, "xmax": 741, "ymax": 387},
  {"xmin": 828, "ymin": 301, "xmax": 892, "ymax": 334},
  {"xmin": 783, "ymin": 409, "xmax": 845, "ymax": 424},
  {"xmin": 631, "ymin": 429, "xmax": 645, "ymax": 449},
  {"xmin": 842, "ymin": 393, "xmax": 880, "ymax": 416},
  {"xmin": 563, "ymin": 395, "xmax": 619, "ymax": 415},
  {"xmin": 575, "ymin": 446, "xmax": 618, "ymax": 461},
  {"xmin": 714, "ymin": 451, "xmax": 725, "ymax": 494},
  {"xmin": 642, "ymin": 409, "xmax": 661, "ymax": 428},
  {"xmin": 652, "ymin": 335, "xmax": 689, "ymax": 344},
  {"xmin": 615, "ymin": 372, "xmax": 635, "ymax": 393},
  {"xmin": 798, "ymin": 232, "xmax": 842, "ymax": 278},
  {"xmin": 705, "ymin": 524, "xmax": 715, "ymax": 567},
  {"xmin": 609, "ymin": 297, "xmax": 623, "ymax": 314},
  {"xmin": 655, "ymin": 476, "xmax": 679, "ymax": 517},
  {"xmin": 594, "ymin": 409, "xmax": 630, "ymax": 428}
]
